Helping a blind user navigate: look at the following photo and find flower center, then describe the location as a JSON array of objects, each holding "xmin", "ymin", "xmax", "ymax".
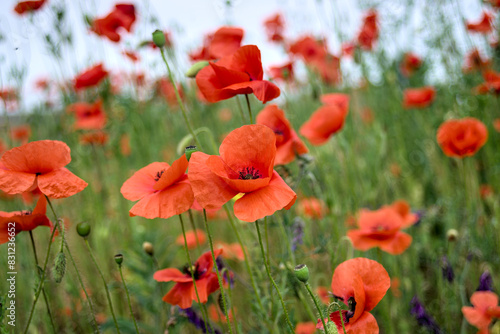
[
  {"xmin": 183, "ymin": 263, "xmax": 205, "ymax": 280},
  {"xmin": 238, "ymin": 167, "xmax": 262, "ymax": 180},
  {"xmin": 154, "ymin": 169, "xmax": 165, "ymax": 181}
]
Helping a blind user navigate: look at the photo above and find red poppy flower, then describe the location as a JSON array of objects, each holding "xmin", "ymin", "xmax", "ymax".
[
  {"xmin": 403, "ymin": 86, "xmax": 436, "ymax": 109},
  {"xmin": 311, "ymin": 54, "xmax": 341, "ymax": 85},
  {"xmin": 256, "ymin": 104, "xmax": 308, "ymax": 165},
  {"xmin": 437, "ymin": 117, "xmax": 488, "ymax": 158},
  {"xmin": 190, "ymin": 27, "xmax": 244, "ymax": 61},
  {"xmin": 342, "ymin": 42, "xmax": 356, "ymax": 58},
  {"xmin": 67, "ymin": 100, "xmax": 106, "ymax": 130},
  {"xmin": 74, "ymin": 64, "xmax": 109, "ymax": 91},
  {"xmin": 79, "ymin": 131, "xmax": 109, "ymax": 146},
  {"xmin": 123, "ymin": 50, "xmax": 139, "ymax": 62},
  {"xmin": 208, "ymin": 304, "xmax": 235, "ymax": 323},
  {"xmin": 14, "ymin": 0, "xmax": 46, "ymax": 15},
  {"xmin": 0, "ymin": 140, "xmax": 87, "ymax": 199},
  {"xmin": 157, "ymin": 78, "xmax": 184, "ymax": 107},
  {"xmin": 11, "ymin": 125, "xmax": 31, "ymax": 144},
  {"xmin": 0, "ymin": 195, "xmax": 51, "ymax": 244},
  {"xmin": 215, "ymin": 242, "xmax": 245, "ymax": 261},
  {"xmin": 91, "ymin": 4, "xmax": 136, "ymax": 42},
  {"xmin": 462, "ymin": 291, "xmax": 500, "ymax": 333},
  {"xmin": 263, "ymin": 13, "xmax": 285, "ymax": 43},
  {"xmin": 474, "ymin": 70, "xmax": 500, "ymax": 94},
  {"xmin": 297, "ymin": 197, "xmax": 327, "ymax": 219},
  {"xmin": 494, "ymin": 119, "xmax": 500, "ymax": 132},
  {"xmin": 357, "ymin": 10, "xmax": 379, "ymax": 50},
  {"xmin": 188, "ymin": 124, "xmax": 296, "ymax": 222},
  {"xmin": 153, "ymin": 249, "xmax": 222, "ymax": 309},
  {"xmin": 0, "ymin": 88, "xmax": 17, "ymax": 102},
  {"xmin": 121, "ymin": 155, "xmax": 194, "ymax": 219},
  {"xmin": 466, "ymin": 12, "xmax": 494, "ymax": 34},
  {"xmin": 299, "ymin": 94, "xmax": 349, "ymax": 146},
  {"xmin": 175, "ymin": 229, "xmax": 206, "ymax": 249},
  {"xmin": 295, "ymin": 322, "xmax": 317, "ymax": 334},
  {"xmin": 463, "ymin": 49, "xmax": 490, "ymax": 73},
  {"xmin": 289, "ymin": 36, "xmax": 327, "ymax": 63},
  {"xmin": 268, "ymin": 62, "xmax": 294, "ymax": 83},
  {"xmin": 196, "ymin": 45, "xmax": 280, "ymax": 104},
  {"xmin": 322, "ymin": 258, "xmax": 390, "ymax": 333},
  {"xmin": 347, "ymin": 201, "xmax": 418, "ymax": 255},
  {"xmin": 400, "ymin": 52, "xmax": 422, "ymax": 77}
]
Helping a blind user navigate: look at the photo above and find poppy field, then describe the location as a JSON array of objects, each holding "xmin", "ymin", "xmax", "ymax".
[{"xmin": 1, "ymin": 1, "xmax": 500, "ymax": 333}]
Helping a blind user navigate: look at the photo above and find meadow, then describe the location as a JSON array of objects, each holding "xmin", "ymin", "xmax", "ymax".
[{"xmin": 1, "ymin": 0, "xmax": 500, "ymax": 333}]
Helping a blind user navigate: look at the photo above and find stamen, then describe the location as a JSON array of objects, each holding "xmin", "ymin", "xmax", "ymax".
[
  {"xmin": 238, "ymin": 167, "xmax": 262, "ymax": 180},
  {"xmin": 154, "ymin": 169, "xmax": 165, "ymax": 181}
]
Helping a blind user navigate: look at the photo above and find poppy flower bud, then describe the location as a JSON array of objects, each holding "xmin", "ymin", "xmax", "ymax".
[
  {"xmin": 53, "ymin": 252, "xmax": 66, "ymax": 284},
  {"xmin": 186, "ymin": 61, "xmax": 209, "ymax": 78},
  {"xmin": 76, "ymin": 222, "xmax": 91, "ymax": 238},
  {"xmin": 152, "ymin": 29, "xmax": 166, "ymax": 48},
  {"xmin": 114, "ymin": 254, "xmax": 124, "ymax": 265},
  {"xmin": 294, "ymin": 264, "xmax": 309, "ymax": 283},
  {"xmin": 218, "ymin": 292, "xmax": 230, "ymax": 315},
  {"xmin": 143, "ymin": 241, "xmax": 154, "ymax": 256},
  {"xmin": 185, "ymin": 146, "xmax": 198, "ymax": 161},
  {"xmin": 446, "ymin": 229, "xmax": 458, "ymax": 242}
]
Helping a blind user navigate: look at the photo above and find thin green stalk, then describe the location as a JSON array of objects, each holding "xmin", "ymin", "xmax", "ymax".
[
  {"xmin": 28, "ymin": 231, "xmax": 56, "ymax": 334},
  {"xmin": 203, "ymin": 210, "xmax": 234, "ymax": 334},
  {"xmin": 159, "ymin": 47, "xmax": 202, "ymax": 149},
  {"xmin": 245, "ymin": 94, "xmax": 253, "ymax": 124},
  {"xmin": 304, "ymin": 282, "xmax": 328, "ymax": 334},
  {"xmin": 187, "ymin": 209, "xmax": 201, "ymax": 250},
  {"xmin": 254, "ymin": 220, "xmax": 294, "ymax": 333},
  {"xmin": 236, "ymin": 96, "xmax": 247, "ymax": 123},
  {"xmin": 84, "ymin": 239, "xmax": 121, "ymax": 334},
  {"xmin": 264, "ymin": 217, "xmax": 270, "ymax": 267},
  {"xmin": 117, "ymin": 264, "xmax": 140, "ymax": 334},
  {"xmin": 179, "ymin": 214, "xmax": 213, "ymax": 334}
]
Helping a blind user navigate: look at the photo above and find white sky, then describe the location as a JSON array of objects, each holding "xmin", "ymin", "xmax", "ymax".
[{"xmin": 0, "ymin": 0, "xmax": 488, "ymax": 108}]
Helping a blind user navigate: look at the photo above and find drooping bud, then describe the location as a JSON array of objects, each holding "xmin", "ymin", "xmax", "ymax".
[
  {"xmin": 185, "ymin": 146, "xmax": 198, "ymax": 161},
  {"xmin": 294, "ymin": 264, "xmax": 309, "ymax": 283},
  {"xmin": 114, "ymin": 254, "xmax": 124, "ymax": 265},
  {"xmin": 53, "ymin": 252, "xmax": 66, "ymax": 283},
  {"xmin": 152, "ymin": 29, "xmax": 166, "ymax": 48},
  {"xmin": 446, "ymin": 229, "xmax": 458, "ymax": 242},
  {"xmin": 186, "ymin": 61, "xmax": 209, "ymax": 78},
  {"xmin": 218, "ymin": 293, "xmax": 230, "ymax": 316},
  {"xmin": 143, "ymin": 241, "xmax": 154, "ymax": 256},
  {"xmin": 76, "ymin": 222, "xmax": 91, "ymax": 238}
]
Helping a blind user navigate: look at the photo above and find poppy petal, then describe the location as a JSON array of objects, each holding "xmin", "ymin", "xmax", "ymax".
[
  {"xmin": 163, "ymin": 283, "xmax": 194, "ymax": 309},
  {"xmin": 346, "ymin": 311, "xmax": 380, "ymax": 334},
  {"xmin": 121, "ymin": 162, "xmax": 170, "ymax": 201},
  {"xmin": 153, "ymin": 268, "xmax": 192, "ymax": 283},
  {"xmin": 462, "ymin": 307, "xmax": 490, "ymax": 329},
  {"xmin": 228, "ymin": 45, "xmax": 264, "ymax": 80},
  {"xmin": 0, "ymin": 169, "xmax": 36, "ymax": 194},
  {"xmin": 37, "ymin": 168, "xmax": 88, "ymax": 199},
  {"xmin": 378, "ymin": 232, "xmax": 412, "ymax": 255},
  {"xmin": 300, "ymin": 105, "xmax": 347, "ymax": 146},
  {"xmin": 233, "ymin": 171, "xmax": 296, "ymax": 222},
  {"xmin": 222, "ymin": 80, "xmax": 280, "ymax": 104},
  {"xmin": 154, "ymin": 155, "xmax": 188, "ymax": 191}
]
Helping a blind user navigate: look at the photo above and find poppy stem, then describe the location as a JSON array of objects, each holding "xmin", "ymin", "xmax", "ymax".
[
  {"xmin": 178, "ymin": 214, "xmax": 214, "ymax": 334},
  {"xmin": 84, "ymin": 239, "xmax": 121, "ymax": 334},
  {"xmin": 116, "ymin": 262, "xmax": 140, "ymax": 334},
  {"xmin": 264, "ymin": 217, "xmax": 270, "ymax": 267},
  {"xmin": 304, "ymin": 282, "xmax": 329, "ymax": 334},
  {"xmin": 235, "ymin": 96, "xmax": 247, "ymax": 123},
  {"xmin": 28, "ymin": 231, "xmax": 56, "ymax": 334},
  {"xmin": 254, "ymin": 220, "xmax": 295, "ymax": 333},
  {"xmin": 187, "ymin": 209, "xmax": 202, "ymax": 251},
  {"xmin": 159, "ymin": 47, "xmax": 202, "ymax": 150},
  {"xmin": 245, "ymin": 94, "xmax": 253, "ymax": 124},
  {"xmin": 203, "ymin": 209, "xmax": 234, "ymax": 334}
]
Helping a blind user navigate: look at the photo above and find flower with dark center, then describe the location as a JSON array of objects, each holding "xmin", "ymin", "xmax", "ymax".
[{"xmin": 238, "ymin": 167, "xmax": 262, "ymax": 180}]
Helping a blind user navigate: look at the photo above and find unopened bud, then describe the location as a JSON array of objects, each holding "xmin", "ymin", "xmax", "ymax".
[
  {"xmin": 114, "ymin": 254, "xmax": 124, "ymax": 265},
  {"xmin": 446, "ymin": 229, "xmax": 458, "ymax": 242},
  {"xmin": 152, "ymin": 30, "xmax": 166, "ymax": 48},
  {"xmin": 143, "ymin": 242, "xmax": 154, "ymax": 256},
  {"xmin": 186, "ymin": 61, "xmax": 209, "ymax": 78},
  {"xmin": 53, "ymin": 252, "xmax": 66, "ymax": 283},
  {"xmin": 76, "ymin": 222, "xmax": 91, "ymax": 238},
  {"xmin": 185, "ymin": 146, "xmax": 198, "ymax": 161},
  {"xmin": 294, "ymin": 264, "xmax": 309, "ymax": 283}
]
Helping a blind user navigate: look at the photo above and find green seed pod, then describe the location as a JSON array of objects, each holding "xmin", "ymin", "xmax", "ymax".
[
  {"xmin": 185, "ymin": 146, "xmax": 198, "ymax": 161},
  {"xmin": 294, "ymin": 264, "xmax": 309, "ymax": 283},
  {"xmin": 186, "ymin": 61, "xmax": 209, "ymax": 78},
  {"xmin": 325, "ymin": 321, "xmax": 339, "ymax": 334},
  {"xmin": 53, "ymin": 252, "xmax": 66, "ymax": 284},
  {"xmin": 152, "ymin": 30, "xmax": 166, "ymax": 48},
  {"xmin": 114, "ymin": 254, "xmax": 124, "ymax": 265},
  {"xmin": 76, "ymin": 222, "xmax": 91, "ymax": 238}
]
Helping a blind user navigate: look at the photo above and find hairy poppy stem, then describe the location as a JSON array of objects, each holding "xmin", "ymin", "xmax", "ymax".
[
  {"xmin": 203, "ymin": 209, "xmax": 234, "ymax": 334},
  {"xmin": 187, "ymin": 209, "xmax": 202, "ymax": 251},
  {"xmin": 304, "ymin": 282, "xmax": 329, "ymax": 334},
  {"xmin": 116, "ymin": 262, "xmax": 140, "ymax": 334},
  {"xmin": 28, "ymin": 231, "xmax": 56, "ymax": 333},
  {"xmin": 254, "ymin": 220, "xmax": 294, "ymax": 333},
  {"xmin": 159, "ymin": 47, "xmax": 202, "ymax": 149},
  {"xmin": 84, "ymin": 239, "xmax": 121, "ymax": 334},
  {"xmin": 179, "ymin": 214, "xmax": 214, "ymax": 334},
  {"xmin": 245, "ymin": 94, "xmax": 253, "ymax": 124}
]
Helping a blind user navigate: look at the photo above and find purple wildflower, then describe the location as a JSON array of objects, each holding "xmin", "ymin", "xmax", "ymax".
[
  {"xmin": 441, "ymin": 256, "xmax": 454, "ymax": 283},
  {"xmin": 477, "ymin": 271, "xmax": 494, "ymax": 292},
  {"xmin": 410, "ymin": 296, "xmax": 443, "ymax": 334},
  {"xmin": 181, "ymin": 307, "xmax": 221, "ymax": 334},
  {"xmin": 291, "ymin": 217, "xmax": 305, "ymax": 252}
]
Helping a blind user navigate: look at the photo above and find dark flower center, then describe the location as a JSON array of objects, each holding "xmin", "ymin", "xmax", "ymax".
[
  {"xmin": 238, "ymin": 167, "xmax": 262, "ymax": 180},
  {"xmin": 183, "ymin": 263, "xmax": 206, "ymax": 280},
  {"xmin": 154, "ymin": 169, "xmax": 165, "ymax": 181}
]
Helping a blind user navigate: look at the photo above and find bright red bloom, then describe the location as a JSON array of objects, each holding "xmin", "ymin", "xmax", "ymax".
[
  {"xmin": 0, "ymin": 88, "xmax": 17, "ymax": 102},
  {"xmin": 91, "ymin": 4, "xmax": 136, "ymax": 42},
  {"xmin": 0, "ymin": 195, "xmax": 51, "ymax": 244},
  {"xmin": 403, "ymin": 86, "xmax": 436, "ymax": 109},
  {"xmin": 256, "ymin": 104, "xmax": 308, "ymax": 165},
  {"xmin": 311, "ymin": 54, "xmax": 342, "ymax": 85},
  {"xmin": 196, "ymin": 45, "xmax": 280, "ymax": 104},
  {"xmin": 342, "ymin": 42, "xmax": 356, "ymax": 58},
  {"xmin": 74, "ymin": 64, "xmax": 108, "ymax": 91},
  {"xmin": 322, "ymin": 258, "xmax": 390, "ymax": 333},
  {"xmin": 357, "ymin": 10, "xmax": 379, "ymax": 50},
  {"xmin": 462, "ymin": 291, "xmax": 500, "ymax": 333},
  {"xmin": 268, "ymin": 62, "xmax": 294, "ymax": 83},
  {"xmin": 153, "ymin": 249, "xmax": 222, "ymax": 309},
  {"xmin": 11, "ymin": 125, "xmax": 31, "ymax": 144},
  {"xmin": 475, "ymin": 70, "xmax": 500, "ymax": 94},
  {"xmin": 79, "ymin": 131, "xmax": 109, "ymax": 146},
  {"xmin": 437, "ymin": 117, "xmax": 488, "ymax": 158},
  {"xmin": 297, "ymin": 197, "xmax": 327, "ymax": 219},
  {"xmin": 121, "ymin": 155, "xmax": 194, "ymax": 219},
  {"xmin": 14, "ymin": 0, "xmax": 46, "ymax": 15},
  {"xmin": 463, "ymin": 49, "xmax": 491, "ymax": 73},
  {"xmin": 299, "ymin": 93, "xmax": 349, "ymax": 145},
  {"xmin": 289, "ymin": 36, "xmax": 327, "ymax": 63},
  {"xmin": 400, "ymin": 52, "xmax": 422, "ymax": 77},
  {"xmin": 175, "ymin": 229, "xmax": 206, "ymax": 249},
  {"xmin": 188, "ymin": 124, "xmax": 296, "ymax": 222},
  {"xmin": 263, "ymin": 13, "xmax": 285, "ymax": 43},
  {"xmin": 190, "ymin": 27, "xmax": 244, "ymax": 61},
  {"xmin": 0, "ymin": 140, "xmax": 87, "ymax": 199},
  {"xmin": 295, "ymin": 322, "xmax": 317, "ymax": 334},
  {"xmin": 67, "ymin": 100, "xmax": 106, "ymax": 130},
  {"xmin": 347, "ymin": 201, "xmax": 418, "ymax": 255},
  {"xmin": 466, "ymin": 12, "xmax": 494, "ymax": 34},
  {"xmin": 214, "ymin": 242, "xmax": 245, "ymax": 261}
]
